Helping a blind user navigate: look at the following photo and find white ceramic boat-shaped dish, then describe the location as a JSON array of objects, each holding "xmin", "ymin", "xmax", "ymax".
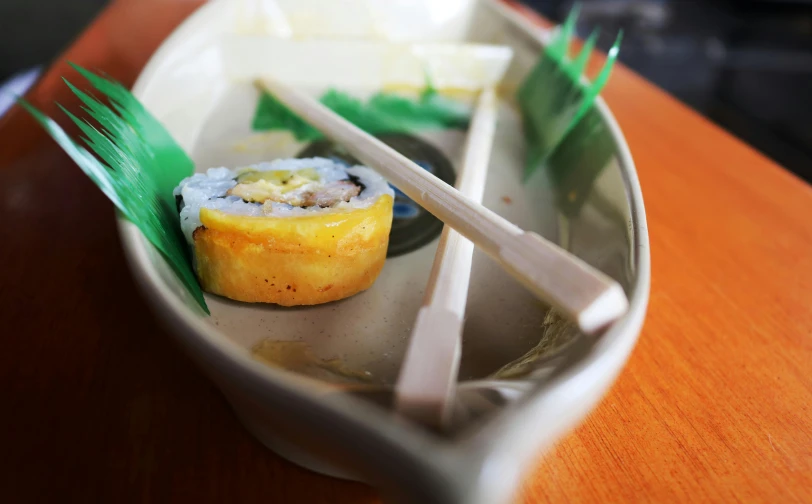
[{"xmin": 117, "ymin": 1, "xmax": 650, "ymax": 503}]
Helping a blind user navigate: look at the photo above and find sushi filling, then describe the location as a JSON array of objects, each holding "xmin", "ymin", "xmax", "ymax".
[
  {"xmin": 174, "ymin": 158, "xmax": 393, "ymax": 245},
  {"xmin": 227, "ymin": 167, "xmax": 362, "ymax": 209}
]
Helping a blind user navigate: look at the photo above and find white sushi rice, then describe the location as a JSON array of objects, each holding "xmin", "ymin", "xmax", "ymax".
[{"xmin": 174, "ymin": 157, "xmax": 393, "ymax": 244}]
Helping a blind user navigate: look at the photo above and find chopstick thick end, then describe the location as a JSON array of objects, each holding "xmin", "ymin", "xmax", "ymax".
[
  {"xmin": 499, "ymin": 232, "xmax": 629, "ymax": 334},
  {"xmin": 577, "ymin": 282, "xmax": 629, "ymax": 334},
  {"xmin": 394, "ymin": 307, "xmax": 464, "ymax": 429}
]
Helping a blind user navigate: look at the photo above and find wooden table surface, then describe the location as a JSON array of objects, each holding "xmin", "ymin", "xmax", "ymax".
[{"xmin": 1, "ymin": 1, "xmax": 810, "ymax": 503}]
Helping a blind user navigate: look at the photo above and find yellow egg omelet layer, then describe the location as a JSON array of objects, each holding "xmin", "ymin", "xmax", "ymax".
[{"xmin": 192, "ymin": 195, "xmax": 393, "ymax": 306}]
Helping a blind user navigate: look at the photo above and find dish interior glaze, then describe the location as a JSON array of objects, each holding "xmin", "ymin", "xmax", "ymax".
[
  {"xmin": 127, "ymin": 0, "xmax": 640, "ymax": 428},
  {"xmin": 192, "ymin": 83, "xmax": 562, "ymax": 387}
]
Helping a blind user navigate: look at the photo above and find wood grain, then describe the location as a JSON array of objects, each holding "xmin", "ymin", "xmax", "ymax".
[
  {"xmin": 509, "ymin": 4, "xmax": 812, "ymax": 503},
  {"xmin": 0, "ymin": 1, "xmax": 809, "ymax": 503},
  {"xmin": 0, "ymin": 1, "xmax": 376, "ymax": 503}
]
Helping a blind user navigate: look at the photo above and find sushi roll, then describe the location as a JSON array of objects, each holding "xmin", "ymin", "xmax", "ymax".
[{"xmin": 174, "ymin": 158, "xmax": 394, "ymax": 306}]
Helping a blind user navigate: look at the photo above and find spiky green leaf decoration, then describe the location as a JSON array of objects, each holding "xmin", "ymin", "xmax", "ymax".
[
  {"xmin": 19, "ymin": 63, "xmax": 209, "ymax": 314},
  {"xmin": 251, "ymin": 81, "xmax": 470, "ymax": 141},
  {"xmin": 518, "ymin": 6, "xmax": 622, "ymax": 180}
]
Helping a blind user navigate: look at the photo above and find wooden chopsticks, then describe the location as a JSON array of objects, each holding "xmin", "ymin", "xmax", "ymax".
[
  {"xmin": 255, "ymin": 78, "xmax": 628, "ymax": 334},
  {"xmin": 393, "ymin": 88, "xmax": 498, "ymax": 428}
]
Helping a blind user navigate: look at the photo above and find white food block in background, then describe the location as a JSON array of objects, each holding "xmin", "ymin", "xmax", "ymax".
[
  {"xmin": 223, "ymin": 38, "xmax": 514, "ymax": 91},
  {"xmin": 234, "ymin": 0, "xmax": 477, "ymax": 42}
]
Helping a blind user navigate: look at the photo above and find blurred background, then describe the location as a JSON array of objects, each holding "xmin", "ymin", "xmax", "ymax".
[
  {"xmin": 1, "ymin": 0, "xmax": 810, "ymax": 182},
  {"xmin": 525, "ymin": 0, "xmax": 812, "ymax": 183}
]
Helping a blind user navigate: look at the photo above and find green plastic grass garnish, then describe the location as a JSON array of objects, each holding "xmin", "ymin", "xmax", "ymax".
[
  {"xmin": 517, "ymin": 6, "xmax": 622, "ymax": 180},
  {"xmin": 252, "ymin": 83, "xmax": 469, "ymax": 141},
  {"xmin": 20, "ymin": 63, "xmax": 209, "ymax": 314},
  {"xmin": 546, "ymin": 105, "xmax": 615, "ymax": 216}
]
